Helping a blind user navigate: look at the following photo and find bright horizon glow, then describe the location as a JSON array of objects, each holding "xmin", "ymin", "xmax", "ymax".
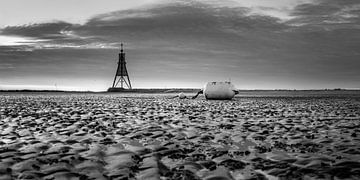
[
  {"xmin": 0, "ymin": 84, "xmax": 90, "ymax": 91},
  {"xmin": 0, "ymin": 35, "xmax": 45, "ymax": 46}
]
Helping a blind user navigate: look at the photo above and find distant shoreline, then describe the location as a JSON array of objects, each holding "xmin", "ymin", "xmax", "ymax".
[
  {"xmin": 0, "ymin": 88, "xmax": 359, "ymax": 93},
  {"xmin": 0, "ymin": 88, "xmax": 200, "ymax": 93}
]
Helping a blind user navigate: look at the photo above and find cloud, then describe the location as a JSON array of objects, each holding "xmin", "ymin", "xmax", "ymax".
[
  {"xmin": 0, "ymin": 63, "xmax": 14, "ymax": 69},
  {"xmin": 288, "ymin": 0, "xmax": 360, "ymax": 27},
  {"xmin": 0, "ymin": 0, "xmax": 359, "ymax": 89},
  {"xmin": 1, "ymin": 21, "xmax": 73, "ymax": 39},
  {"xmin": 227, "ymin": 0, "xmax": 315, "ymax": 20},
  {"xmin": 0, "ymin": 0, "xmax": 287, "ymax": 50}
]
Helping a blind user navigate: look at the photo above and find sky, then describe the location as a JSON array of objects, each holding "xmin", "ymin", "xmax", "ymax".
[{"xmin": 0, "ymin": 0, "xmax": 359, "ymax": 91}]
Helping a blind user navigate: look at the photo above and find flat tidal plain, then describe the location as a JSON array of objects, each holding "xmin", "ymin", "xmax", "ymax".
[{"xmin": 1, "ymin": 91, "xmax": 360, "ymax": 180}]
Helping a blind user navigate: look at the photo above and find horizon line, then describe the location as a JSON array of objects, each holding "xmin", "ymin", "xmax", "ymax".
[{"xmin": 1, "ymin": 88, "xmax": 360, "ymax": 93}]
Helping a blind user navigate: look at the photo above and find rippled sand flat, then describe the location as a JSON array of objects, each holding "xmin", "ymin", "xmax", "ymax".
[{"xmin": 1, "ymin": 91, "xmax": 360, "ymax": 180}]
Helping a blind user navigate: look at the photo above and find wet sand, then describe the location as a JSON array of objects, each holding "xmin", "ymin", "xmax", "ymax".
[{"xmin": 1, "ymin": 92, "xmax": 360, "ymax": 179}]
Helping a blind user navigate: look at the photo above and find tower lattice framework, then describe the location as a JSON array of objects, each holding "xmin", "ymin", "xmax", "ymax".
[{"xmin": 112, "ymin": 43, "xmax": 132, "ymax": 89}]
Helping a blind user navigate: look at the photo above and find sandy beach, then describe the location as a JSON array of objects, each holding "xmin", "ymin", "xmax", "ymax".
[{"xmin": 1, "ymin": 91, "xmax": 360, "ymax": 180}]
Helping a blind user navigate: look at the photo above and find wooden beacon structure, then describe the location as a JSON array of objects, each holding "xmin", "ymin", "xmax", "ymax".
[{"xmin": 107, "ymin": 43, "xmax": 132, "ymax": 92}]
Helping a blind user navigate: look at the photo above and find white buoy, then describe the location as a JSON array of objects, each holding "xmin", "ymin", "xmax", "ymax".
[
  {"xmin": 203, "ymin": 82, "xmax": 237, "ymax": 100},
  {"xmin": 178, "ymin": 92, "xmax": 186, "ymax": 99},
  {"xmin": 192, "ymin": 81, "xmax": 239, "ymax": 100}
]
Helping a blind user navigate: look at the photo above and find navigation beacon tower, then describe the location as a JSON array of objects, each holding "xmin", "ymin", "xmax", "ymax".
[{"xmin": 110, "ymin": 43, "xmax": 132, "ymax": 90}]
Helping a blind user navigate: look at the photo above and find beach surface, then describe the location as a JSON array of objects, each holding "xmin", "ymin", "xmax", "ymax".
[{"xmin": 1, "ymin": 91, "xmax": 360, "ymax": 179}]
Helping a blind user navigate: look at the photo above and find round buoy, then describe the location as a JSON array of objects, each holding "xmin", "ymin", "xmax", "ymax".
[{"xmin": 203, "ymin": 82, "xmax": 237, "ymax": 100}]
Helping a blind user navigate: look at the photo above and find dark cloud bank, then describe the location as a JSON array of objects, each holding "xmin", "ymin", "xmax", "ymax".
[{"xmin": 1, "ymin": 0, "xmax": 360, "ymax": 90}]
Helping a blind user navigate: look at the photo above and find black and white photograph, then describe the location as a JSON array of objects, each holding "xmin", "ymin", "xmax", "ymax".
[{"xmin": 0, "ymin": 0, "xmax": 360, "ymax": 179}]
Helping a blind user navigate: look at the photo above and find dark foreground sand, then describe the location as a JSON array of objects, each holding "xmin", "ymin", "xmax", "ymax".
[{"xmin": 0, "ymin": 92, "xmax": 360, "ymax": 180}]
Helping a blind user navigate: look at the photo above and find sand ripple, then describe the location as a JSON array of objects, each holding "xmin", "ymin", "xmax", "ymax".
[{"xmin": 0, "ymin": 93, "xmax": 360, "ymax": 179}]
